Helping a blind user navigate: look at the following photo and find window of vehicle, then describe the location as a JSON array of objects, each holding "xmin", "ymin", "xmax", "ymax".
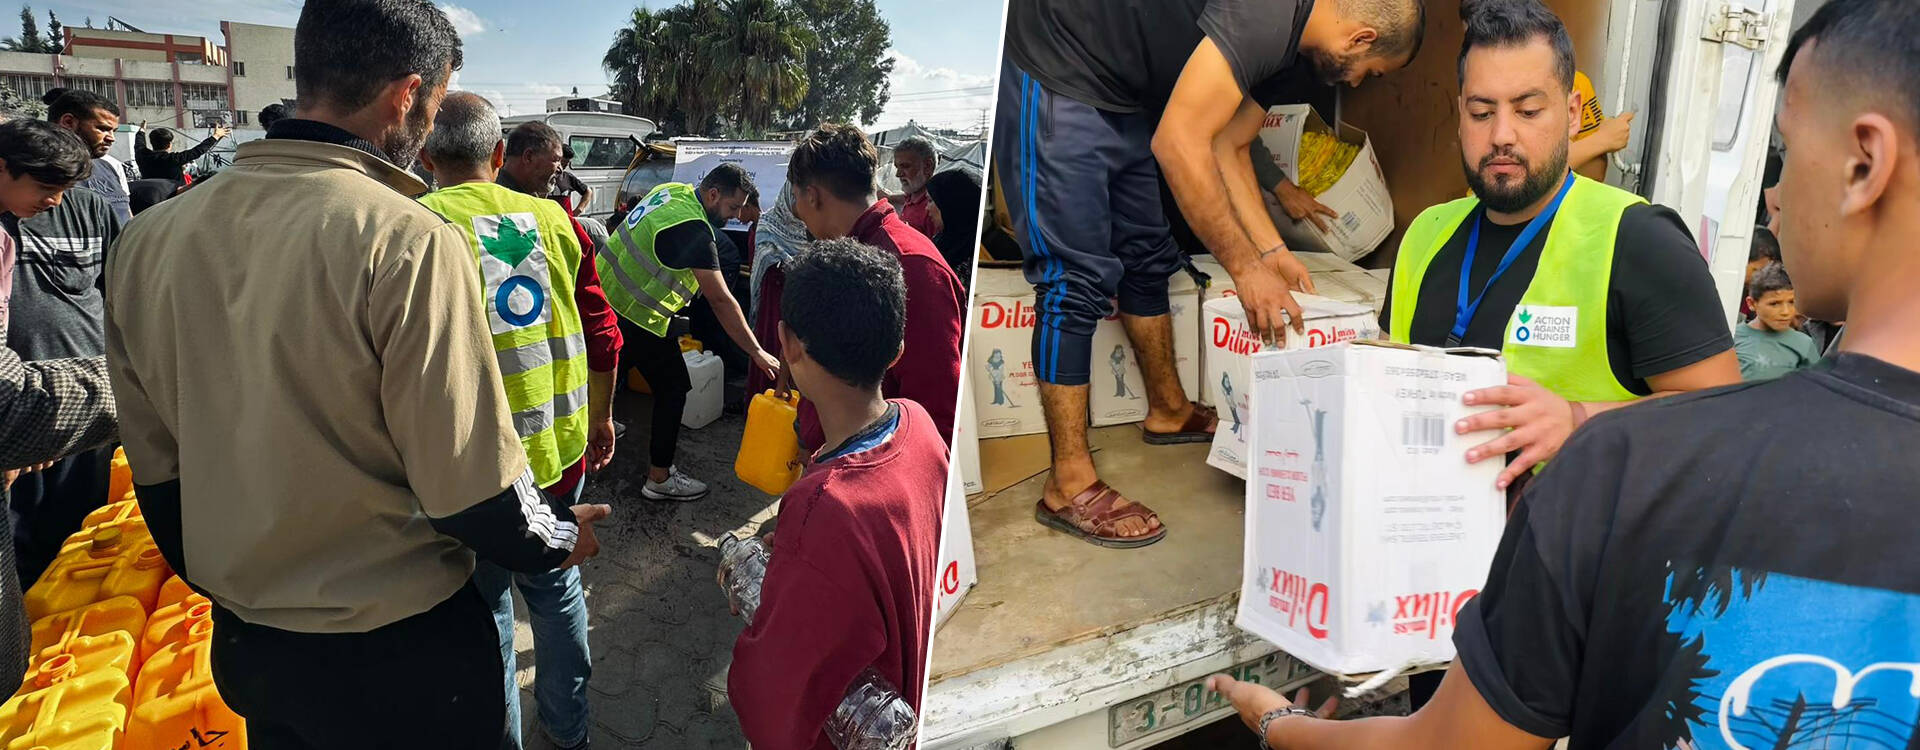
[{"xmin": 571, "ymin": 135, "xmax": 639, "ymax": 170}]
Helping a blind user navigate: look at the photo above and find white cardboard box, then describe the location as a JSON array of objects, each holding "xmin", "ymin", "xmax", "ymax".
[
  {"xmin": 1233, "ymin": 342, "xmax": 1507, "ymax": 677},
  {"xmin": 1191, "ymin": 253, "xmax": 1371, "ymax": 406},
  {"xmin": 1205, "ymin": 294, "xmax": 1380, "ymax": 478},
  {"xmin": 934, "ymin": 466, "xmax": 978, "ymax": 631},
  {"xmin": 1258, "ymin": 104, "xmax": 1394, "ymax": 262},
  {"xmin": 955, "ymin": 379, "xmax": 983, "ymax": 495},
  {"xmin": 1089, "ymin": 273, "xmax": 1201, "ymax": 426},
  {"xmin": 970, "ymin": 268, "xmax": 1046, "ymax": 438}
]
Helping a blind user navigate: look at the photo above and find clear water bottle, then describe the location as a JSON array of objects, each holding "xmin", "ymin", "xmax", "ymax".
[
  {"xmin": 717, "ymin": 534, "xmax": 770, "ymax": 622},
  {"xmin": 825, "ymin": 667, "xmax": 917, "ymax": 750}
]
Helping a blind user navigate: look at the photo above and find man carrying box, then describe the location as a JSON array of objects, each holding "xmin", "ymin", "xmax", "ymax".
[
  {"xmin": 1378, "ymin": 0, "xmax": 1737, "ymax": 497},
  {"xmin": 994, "ymin": 0, "xmax": 1426, "ymax": 547},
  {"xmin": 1210, "ymin": 1, "xmax": 1920, "ymax": 746}
]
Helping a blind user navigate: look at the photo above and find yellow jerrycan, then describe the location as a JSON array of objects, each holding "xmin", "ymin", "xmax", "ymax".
[
  {"xmin": 155, "ymin": 577, "xmax": 194, "ymax": 612},
  {"xmin": 140, "ymin": 596, "xmax": 212, "ymax": 666},
  {"xmin": 123, "ymin": 620, "xmax": 245, "ymax": 750},
  {"xmin": 79, "ymin": 500, "xmax": 141, "ymax": 535},
  {"xmin": 735, "ymin": 364, "xmax": 806, "ymax": 496},
  {"xmin": 0, "ymin": 655, "xmax": 132, "ymax": 750},
  {"xmin": 108, "ymin": 447, "xmax": 135, "ymax": 505},
  {"xmin": 28, "ymin": 595, "xmax": 147, "ymax": 679},
  {"xmin": 27, "ymin": 527, "xmax": 171, "ymax": 618}
]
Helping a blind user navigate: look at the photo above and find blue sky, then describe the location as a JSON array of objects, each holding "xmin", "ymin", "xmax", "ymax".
[{"xmin": 30, "ymin": 0, "xmax": 1003, "ymax": 132}]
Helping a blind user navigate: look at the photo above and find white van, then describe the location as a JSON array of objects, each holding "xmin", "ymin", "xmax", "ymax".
[
  {"xmin": 924, "ymin": 1, "xmax": 1790, "ymax": 748},
  {"xmin": 500, "ymin": 111, "xmax": 658, "ymax": 221}
]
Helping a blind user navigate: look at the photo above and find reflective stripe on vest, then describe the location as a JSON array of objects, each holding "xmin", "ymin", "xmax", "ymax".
[
  {"xmin": 418, "ymin": 183, "xmax": 590, "ymax": 487},
  {"xmin": 1388, "ymin": 174, "xmax": 1643, "ymax": 404},
  {"xmin": 601, "ymin": 182, "xmax": 705, "ymax": 337}
]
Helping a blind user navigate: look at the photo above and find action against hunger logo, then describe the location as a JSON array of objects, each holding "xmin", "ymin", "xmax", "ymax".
[{"xmin": 474, "ymin": 213, "xmax": 553, "ymax": 334}]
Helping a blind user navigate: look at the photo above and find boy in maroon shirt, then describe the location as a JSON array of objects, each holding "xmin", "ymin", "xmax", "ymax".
[
  {"xmin": 786, "ymin": 123, "xmax": 966, "ymax": 451},
  {"xmin": 728, "ymin": 237, "xmax": 947, "ymax": 749}
]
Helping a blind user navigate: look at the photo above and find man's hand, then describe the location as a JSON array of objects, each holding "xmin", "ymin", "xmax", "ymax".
[
  {"xmin": 211, "ymin": 126, "xmax": 232, "ymax": 140},
  {"xmin": 1233, "ymin": 260, "xmax": 1306, "ymax": 347},
  {"xmin": 1262, "ymin": 246, "xmax": 1317, "ymax": 295},
  {"xmin": 587, "ymin": 418, "xmax": 617, "ymax": 473},
  {"xmin": 1458, "ymin": 373, "xmax": 1578, "ymax": 490},
  {"xmin": 1590, "ymin": 112, "xmax": 1634, "ymax": 155},
  {"xmin": 1207, "ymin": 675, "xmax": 1340, "ymax": 743},
  {"xmin": 750, "ymin": 348, "xmax": 779, "ymax": 383},
  {"xmin": 1274, "ymin": 180, "xmax": 1340, "ymax": 234},
  {"xmin": 560, "ymin": 503, "xmax": 612, "ymax": 568}
]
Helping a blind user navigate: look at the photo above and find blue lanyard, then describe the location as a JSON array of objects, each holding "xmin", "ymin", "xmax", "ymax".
[{"xmin": 1450, "ymin": 173, "xmax": 1576, "ymax": 345}]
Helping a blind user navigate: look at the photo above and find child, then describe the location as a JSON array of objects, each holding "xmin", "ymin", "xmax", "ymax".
[
  {"xmin": 1740, "ymin": 226, "xmax": 1782, "ymax": 319},
  {"xmin": 728, "ymin": 238, "xmax": 946, "ymax": 749},
  {"xmin": 1735, "ymin": 262, "xmax": 1821, "ymax": 381}
]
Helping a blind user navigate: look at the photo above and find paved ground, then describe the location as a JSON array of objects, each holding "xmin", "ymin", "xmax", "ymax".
[{"xmin": 509, "ymin": 383, "xmax": 772, "ymax": 749}]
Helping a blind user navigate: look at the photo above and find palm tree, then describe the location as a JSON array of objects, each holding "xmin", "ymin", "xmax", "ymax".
[{"xmin": 714, "ymin": 0, "xmax": 812, "ymax": 136}]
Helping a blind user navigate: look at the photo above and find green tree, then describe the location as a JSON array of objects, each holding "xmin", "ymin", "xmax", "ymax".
[
  {"xmin": 779, "ymin": 0, "xmax": 891, "ymax": 129},
  {"xmin": 5, "ymin": 4, "xmax": 41, "ymax": 53},
  {"xmin": 43, "ymin": 10, "xmax": 61, "ymax": 53},
  {"xmin": 604, "ymin": 0, "xmax": 812, "ymax": 137}
]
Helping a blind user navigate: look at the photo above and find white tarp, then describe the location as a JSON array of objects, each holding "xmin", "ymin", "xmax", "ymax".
[{"xmin": 671, "ymin": 140, "xmax": 794, "ymax": 232}]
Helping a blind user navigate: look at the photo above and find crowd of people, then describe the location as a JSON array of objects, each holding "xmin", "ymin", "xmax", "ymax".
[{"xmin": 0, "ymin": 0, "xmax": 971, "ymax": 747}]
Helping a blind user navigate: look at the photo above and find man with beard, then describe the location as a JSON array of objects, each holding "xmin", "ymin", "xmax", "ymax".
[
  {"xmin": 1211, "ymin": 1, "xmax": 1920, "ymax": 746},
  {"xmin": 599, "ymin": 162, "xmax": 779, "ymax": 502},
  {"xmin": 103, "ymin": 0, "xmax": 610, "ymax": 744},
  {"xmin": 5, "ymin": 89, "xmax": 127, "ymax": 585},
  {"xmin": 995, "ymin": 0, "xmax": 1424, "ymax": 548},
  {"xmin": 890, "ymin": 137, "xmax": 938, "ymax": 238}
]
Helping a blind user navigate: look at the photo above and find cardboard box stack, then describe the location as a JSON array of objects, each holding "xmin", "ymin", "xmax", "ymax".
[
  {"xmin": 1206, "ymin": 293, "xmax": 1380, "ymax": 478},
  {"xmin": 1233, "ymin": 342, "xmax": 1508, "ymax": 677},
  {"xmin": 934, "ymin": 468, "xmax": 978, "ymax": 630},
  {"xmin": 969, "ymin": 268, "xmax": 1046, "ymax": 438}
]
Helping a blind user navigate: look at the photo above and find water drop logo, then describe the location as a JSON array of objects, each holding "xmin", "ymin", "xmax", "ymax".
[
  {"xmin": 1515, "ymin": 307, "xmax": 1533, "ymax": 343},
  {"xmin": 473, "ymin": 213, "xmax": 554, "ymax": 335}
]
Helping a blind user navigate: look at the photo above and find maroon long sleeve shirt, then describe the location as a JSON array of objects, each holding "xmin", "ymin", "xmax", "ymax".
[
  {"xmin": 729, "ymin": 399, "xmax": 946, "ymax": 750},
  {"xmin": 546, "ymin": 214, "xmax": 623, "ymax": 498}
]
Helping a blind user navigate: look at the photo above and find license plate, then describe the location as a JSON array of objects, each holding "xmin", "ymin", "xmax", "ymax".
[{"xmin": 1106, "ymin": 652, "xmax": 1311, "ymax": 747}]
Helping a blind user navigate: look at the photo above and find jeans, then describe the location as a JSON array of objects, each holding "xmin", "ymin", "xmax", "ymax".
[{"xmin": 474, "ymin": 478, "xmax": 593, "ymax": 748}]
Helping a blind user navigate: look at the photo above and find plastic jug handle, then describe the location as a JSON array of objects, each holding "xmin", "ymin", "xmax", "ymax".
[{"xmin": 775, "ymin": 358, "xmax": 793, "ymax": 400}]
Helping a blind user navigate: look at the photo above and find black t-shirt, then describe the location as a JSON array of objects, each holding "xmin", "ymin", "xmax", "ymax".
[
  {"xmin": 1455, "ymin": 354, "xmax": 1920, "ymax": 748},
  {"xmin": 653, "ymin": 218, "xmax": 720, "ymax": 271},
  {"xmin": 1004, "ymin": 0, "xmax": 1310, "ymax": 114},
  {"xmin": 1380, "ymin": 203, "xmax": 1730, "ymax": 395}
]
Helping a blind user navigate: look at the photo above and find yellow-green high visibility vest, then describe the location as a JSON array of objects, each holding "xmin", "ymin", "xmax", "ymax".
[
  {"xmin": 1388, "ymin": 174, "xmax": 1643, "ymax": 404},
  {"xmin": 420, "ymin": 182, "xmax": 590, "ymax": 488},
  {"xmin": 603, "ymin": 182, "xmax": 704, "ymax": 336}
]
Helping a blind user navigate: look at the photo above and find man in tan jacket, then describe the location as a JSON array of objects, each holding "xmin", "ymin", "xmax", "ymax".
[{"xmin": 104, "ymin": 0, "xmax": 609, "ymax": 745}]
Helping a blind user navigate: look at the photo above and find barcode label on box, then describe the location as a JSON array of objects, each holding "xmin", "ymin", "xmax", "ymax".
[
  {"xmin": 1401, "ymin": 413, "xmax": 1444, "ymax": 452},
  {"xmin": 1341, "ymin": 212, "xmax": 1361, "ymax": 232}
]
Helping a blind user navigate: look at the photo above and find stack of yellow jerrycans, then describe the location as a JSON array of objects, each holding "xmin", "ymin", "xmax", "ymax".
[{"xmin": 0, "ymin": 447, "xmax": 246, "ymax": 749}]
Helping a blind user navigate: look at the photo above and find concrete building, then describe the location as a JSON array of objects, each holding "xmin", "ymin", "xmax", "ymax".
[{"xmin": 0, "ymin": 21, "xmax": 293, "ymax": 129}]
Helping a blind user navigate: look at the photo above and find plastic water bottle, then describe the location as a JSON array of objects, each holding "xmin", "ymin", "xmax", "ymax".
[
  {"xmin": 717, "ymin": 535, "xmax": 770, "ymax": 621},
  {"xmin": 825, "ymin": 667, "xmax": 917, "ymax": 750}
]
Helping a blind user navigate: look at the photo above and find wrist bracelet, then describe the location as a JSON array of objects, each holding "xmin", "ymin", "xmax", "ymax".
[{"xmin": 1257, "ymin": 706, "xmax": 1320, "ymax": 750}]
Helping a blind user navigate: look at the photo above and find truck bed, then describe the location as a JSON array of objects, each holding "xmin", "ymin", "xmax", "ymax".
[{"xmin": 932, "ymin": 425, "xmax": 1247, "ymax": 681}]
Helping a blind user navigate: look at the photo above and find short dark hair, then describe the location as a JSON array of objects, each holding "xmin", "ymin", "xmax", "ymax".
[
  {"xmin": 258, "ymin": 103, "xmax": 289, "ymax": 128},
  {"xmin": 293, "ymin": 0, "xmax": 463, "ymax": 113},
  {"xmin": 1458, "ymin": 0, "xmax": 1575, "ymax": 91},
  {"xmin": 1749, "ymin": 226, "xmax": 1781, "ymax": 264},
  {"xmin": 788, "ymin": 123, "xmax": 877, "ymax": 203},
  {"xmin": 0, "ymin": 119, "xmax": 93, "ymax": 185},
  {"xmin": 505, "ymin": 121, "xmax": 561, "ymax": 158},
  {"xmin": 1777, "ymin": 0, "xmax": 1920, "ymax": 128},
  {"xmin": 561, "ymin": 143, "xmax": 575, "ymax": 161},
  {"xmin": 47, "ymin": 89, "xmax": 120, "ymax": 123},
  {"xmin": 781, "ymin": 238, "xmax": 905, "ymax": 389},
  {"xmin": 1340, "ymin": 0, "xmax": 1427, "ymax": 62},
  {"xmin": 698, "ymin": 162, "xmax": 755, "ymax": 197},
  {"xmin": 895, "ymin": 137, "xmax": 936, "ymax": 164},
  {"xmin": 1747, "ymin": 262, "xmax": 1793, "ymax": 300},
  {"xmin": 149, "ymin": 129, "xmax": 174, "ymax": 149},
  {"xmin": 38, "ymin": 88, "xmax": 65, "ymax": 106}
]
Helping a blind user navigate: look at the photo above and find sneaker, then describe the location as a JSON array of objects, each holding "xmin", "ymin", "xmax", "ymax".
[{"xmin": 642, "ymin": 466, "xmax": 710, "ymax": 502}]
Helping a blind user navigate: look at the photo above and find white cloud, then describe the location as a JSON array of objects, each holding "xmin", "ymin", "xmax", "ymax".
[
  {"xmin": 873, "ymin": 48, "xmax": 995, "ymax": 134},
  {"xmin": 438, "ymin": 4, "xmax": 487, "ymax": 36}
]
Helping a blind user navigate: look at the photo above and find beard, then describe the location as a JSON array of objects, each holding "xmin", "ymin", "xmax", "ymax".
[
  {"xmin": 380, "ymin": 99, "xmax": 434, "ymax": 171},
  {"xmin": 1462, "ymin": 139, "xmax": 1569, "ymax": 214},
  {"xmin": 1305, "ymin": 47, "xmax": 1356, "ymax": 87}
]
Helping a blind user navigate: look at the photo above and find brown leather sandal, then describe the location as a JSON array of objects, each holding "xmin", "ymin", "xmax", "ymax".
[
  {"xmin": 1142, "ymin": 403, "xmax": 1219, "ymax": 445},
  {"xmin": 1034, "ymin": 480, "xmax": 1168, "ymax": 548}
]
